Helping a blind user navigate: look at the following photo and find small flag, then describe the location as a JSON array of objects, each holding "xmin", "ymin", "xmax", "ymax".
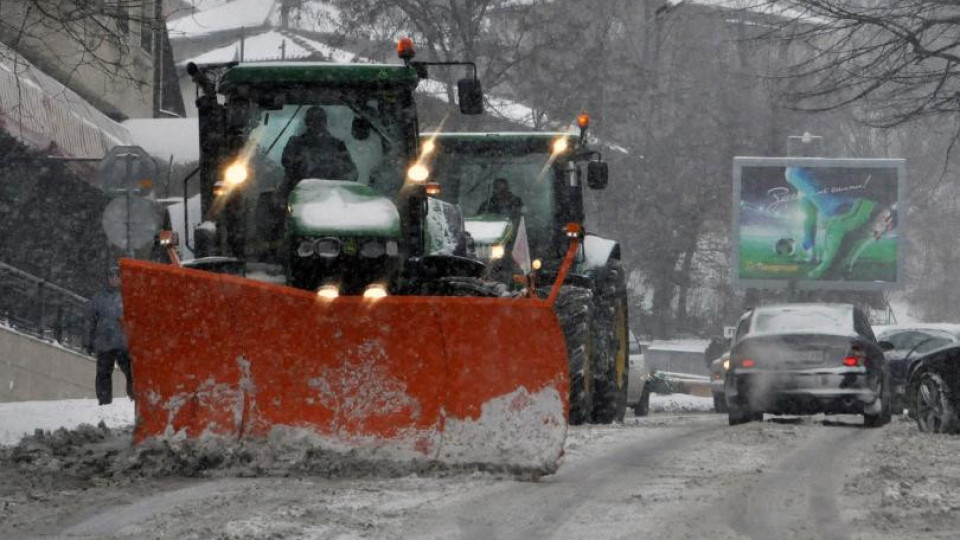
[{"xmin": 512, "ymin": 216, "xmax": 531, "ymax": 274}]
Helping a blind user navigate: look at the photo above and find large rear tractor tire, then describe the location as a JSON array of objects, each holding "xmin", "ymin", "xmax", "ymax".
[
  {"xmin": 591, "ymin": 260, "xmax": 630, "ymax": 424},
  {"xmin": 555, "ymin": 286, "xmax": 595, "ymax": 425}
]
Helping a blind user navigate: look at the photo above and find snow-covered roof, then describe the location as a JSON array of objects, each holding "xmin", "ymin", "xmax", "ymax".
[
  {"xmin": 167, "ymin": 0, "xmax": 278, "ymax": 39},
  {"xmin": 184, "ymin": 30, "xmax": 316, "ymax": 66},
  {"xmin": 0, "ymin": 43, "xmax": 133, "ymax": 158},
  {"xmin": 121, "ymin": 118, "xmax": 200, "ymax": 163},
  {"xmin": 876, "ymin": 324, "xmax": 960, "ymax": 339}
]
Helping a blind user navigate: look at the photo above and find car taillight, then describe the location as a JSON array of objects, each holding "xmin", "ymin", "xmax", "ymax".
[
  {"xmin": 740, "ymin": 358, "xmax": 756, "ymax": 368},
  {"xmin": 843, "ymin": 347, "xmax": 864, "ymax": 367}
]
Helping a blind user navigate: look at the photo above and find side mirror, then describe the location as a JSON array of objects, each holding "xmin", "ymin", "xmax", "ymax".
[
  {"xmin": 587, "ymin": 161, "xmax": 608, "ymax": 189},
  {"xmin": 351, "ymin": 117, "xmax": 372, "ymax": 140},
  {"xmin": 457, "ymin": 78, "xmax": 484, "ymax": 115},
  {"xmin": 879, "ymin": 340, "xmax": 895, "ymax": 352}
]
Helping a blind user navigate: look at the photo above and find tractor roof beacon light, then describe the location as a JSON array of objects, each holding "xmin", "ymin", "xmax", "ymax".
[
  {"xmin": 578, "ymin": 113, "xmax": 590, "ymax": 144},
  {"xmin": 398, "ymin": 38, "xmax": 415, "ymax": 65}
]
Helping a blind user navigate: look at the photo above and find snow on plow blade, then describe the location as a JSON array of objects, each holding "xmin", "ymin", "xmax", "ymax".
[{"xmin": 120, "ymin": 260, "xmax": 568, "ymax": 472}]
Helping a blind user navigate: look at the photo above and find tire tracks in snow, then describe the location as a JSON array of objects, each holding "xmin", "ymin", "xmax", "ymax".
[
  {"xmin": 400, "ymin": 416, "xmax": 729, "ymax": 540},
  {"xmin": 725, "ymin": 419, "xmax": 881, "ymax": 540}
]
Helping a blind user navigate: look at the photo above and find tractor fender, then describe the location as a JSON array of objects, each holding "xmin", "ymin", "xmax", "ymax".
[{"xmin": 576, "ymin": 234, "xmax": 621, "ymax": 291}]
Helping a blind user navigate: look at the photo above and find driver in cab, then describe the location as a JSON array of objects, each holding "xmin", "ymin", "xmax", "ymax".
[
  {"xmin": 280, "ymin": 106, "xmax": 358, "ymax": 197},
  {"xmin": 478, "ymin": 177, "xmax": 523, "ymax": 218}
]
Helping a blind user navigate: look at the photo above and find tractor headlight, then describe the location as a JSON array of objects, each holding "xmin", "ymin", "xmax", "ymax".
[
  {"xmin": 315, "ymin": 238, "xmax": 341, "ymax": 259},
  {"xmin": 224, "ymin": 161, "xmax": 249, "ymax": 186},
  {"xmin": 407, "ymin": 164, "xmax": 430, "ymax": 182},
  {"xmin": 552, "ymin": 137, "xmax": 569, "ymax": 155},
  {"xmin": 317, "ymin": 284, "xmax": 339, "ymax": 299},
  {"xmin": 386, "ymin": 241, "xmax": 399, "ymax": 257},
  {"xmin": 490, "ymin": 244, "xmax": 506, "ymax": 259},
  {"xmin": 363, "ymin": 284, "xmax": 389, "ymax": 299},
  {"xmin": 360, "ymin": 240, "xmax": 385, "ymax": 258},
  {"xmin": 722, "ymin": 358, "xmax": 731, "ymax": 371}
]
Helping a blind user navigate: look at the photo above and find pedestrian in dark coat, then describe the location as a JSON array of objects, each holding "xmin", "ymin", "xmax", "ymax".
[{"xmin": 84, "ymin": 267, "xmax": 132, "ymax": 405}]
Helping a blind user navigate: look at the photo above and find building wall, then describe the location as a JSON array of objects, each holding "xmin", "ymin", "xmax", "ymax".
[
  {"xmin": 0, "ymin": 0, "xmax": 161, "ymax": 120},
  {"xmin": 0, "ymin": 325, "xmax": 126, "ymax": 402}
]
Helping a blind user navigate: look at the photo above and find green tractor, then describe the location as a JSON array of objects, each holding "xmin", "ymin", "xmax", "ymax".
[
  {"xmin": 422, "ymin": 128, "xmax": 630, "ymax": 423},
  {"xmin": 183, "ymin": 40, "xmax": 484, "ymax": 296}
]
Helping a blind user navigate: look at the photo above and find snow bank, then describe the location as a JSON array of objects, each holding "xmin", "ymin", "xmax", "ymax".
[
  {"xmin": 648, "ymin": 393, "xmax": 715, "ymax": 413},
  {"xmin": 0, "ymin": 398, "xmax": 134, "ymax": 446}
]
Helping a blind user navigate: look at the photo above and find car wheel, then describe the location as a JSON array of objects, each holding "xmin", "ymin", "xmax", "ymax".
[
  {"xmin": 728, "ymin": 405, "xmax": 760, "ymax": 426},
  {"xmin": 713, "ymin": 392, "xmax": 728, "ymax": 413},
  {"xmin": 633, "ymin": 386, "xmax": 650, "ymax": 417},
  {"xmin": 914, "ymin": 371, "xmax": 960, "ymax": 433},
  {"xmin": 864, "ymin": 373, "xmax": 892, "ymax": 428}
]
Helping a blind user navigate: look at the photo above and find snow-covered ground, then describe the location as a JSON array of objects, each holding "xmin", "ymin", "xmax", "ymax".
[
  {"xmin": 0, "ymin": 398, "xmax": 134, "ymax": 446},
  {"xmin": 649, "ymin": 392, "xmax": 715, "ymax": 413},
  {"xmin": 3, "ymin": 395, "xmax": 960, "ymax": 539}
]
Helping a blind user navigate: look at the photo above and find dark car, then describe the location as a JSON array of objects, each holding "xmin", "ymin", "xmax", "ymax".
[
  {"xmin": 905, "ymin": 344, "xmax": 960, "ymax": 433},
  {"xmin": 876, "ymin": 325, "xmax": 960, "ymax": 414},
  {"xmin": 725, "ymin": 303, "xmax": 892, "ymax": 427}
]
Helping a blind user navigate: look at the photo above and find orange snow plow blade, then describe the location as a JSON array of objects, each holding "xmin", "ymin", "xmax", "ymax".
[{"xmin": 120, "ymin": 259, "xmax": 569, "ymax": 471}]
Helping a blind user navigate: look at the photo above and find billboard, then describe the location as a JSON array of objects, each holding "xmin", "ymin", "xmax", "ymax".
[{"xmin": 733, "ymin": 157, "xmax": 905, "ymax": 290}]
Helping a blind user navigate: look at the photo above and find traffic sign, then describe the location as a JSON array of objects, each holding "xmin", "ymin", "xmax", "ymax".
[
  {"xmin": 98, "ymin": 146, "xmax": 158, "ymax": 195},
  {"xmin": 102, "ymin": 195, "xmax": 159, "ymax": 254}
]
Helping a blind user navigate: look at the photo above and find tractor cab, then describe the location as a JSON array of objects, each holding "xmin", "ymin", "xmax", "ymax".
[
  {"xmin": 422, "ymin": 126, "xmax": 608, "ymax": 283},
  {"xmin": 187, "ymin": 42, "xmax": 483, "ymax": 295}
]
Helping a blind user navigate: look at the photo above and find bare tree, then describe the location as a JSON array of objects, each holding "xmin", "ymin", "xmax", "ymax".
[{"xmin": 765, "ymin": 1, "xmax": 960, "ymax": 134}]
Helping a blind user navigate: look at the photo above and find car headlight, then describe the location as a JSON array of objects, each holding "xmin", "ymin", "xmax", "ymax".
[
  {"xmin": 315, "ymin": 238, "xmax": 341, "ymax": 258},
  {"xmin": 360, "ymin": 240, "xmax": 385, "ymax": 258}
]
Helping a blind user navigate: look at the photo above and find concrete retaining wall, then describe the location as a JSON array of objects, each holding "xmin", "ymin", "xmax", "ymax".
[{"xmin": 0, "ymin": 325, "xmax": 126, "ymax": 402}]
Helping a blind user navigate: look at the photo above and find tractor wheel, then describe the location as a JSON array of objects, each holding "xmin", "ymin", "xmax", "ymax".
[
  {"xmin": 555, "ymin": 286, "xmax": 595, "ymax": 425},
  {"xmin": 591, "ymin": 260, "xmax": 630, "ymax": 424}
]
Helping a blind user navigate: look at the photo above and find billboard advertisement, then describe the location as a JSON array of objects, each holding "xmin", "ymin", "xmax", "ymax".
[{"xmin": 733, "ymin": 157, "xmax": 905, "ymax": 290}]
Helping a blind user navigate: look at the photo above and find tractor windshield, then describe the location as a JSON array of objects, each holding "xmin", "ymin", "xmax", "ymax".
[
  {"xmin": 430, "ymin": 145, "xmax": 557, "ymax": 256},
  {"xmin": 232, "ymin": 88, "xmax": 413, "ymax": 201}
]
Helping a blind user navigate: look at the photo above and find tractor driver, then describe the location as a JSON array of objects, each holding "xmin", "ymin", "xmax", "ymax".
[
  {"xmin": 478, "ymin": 177, "xmax": 523, "ymax": 218},
  {"xmin": 280, "ymin": 106, "xmax": 358, "ymax": 197}
]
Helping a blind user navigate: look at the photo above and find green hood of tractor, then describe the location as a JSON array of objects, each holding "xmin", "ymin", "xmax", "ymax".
[
  {"xmin": 287, "ymin": 180, "xmax": 401, "ymax": 238},
  {"xmin": 464, "ymin": 215, "xmax": 513, "ymax": 246}
]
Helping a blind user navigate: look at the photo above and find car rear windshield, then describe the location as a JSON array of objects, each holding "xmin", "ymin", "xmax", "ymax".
[{"xmin": 752, "ymin": 306, "xmax": 853, "ymax": 336}]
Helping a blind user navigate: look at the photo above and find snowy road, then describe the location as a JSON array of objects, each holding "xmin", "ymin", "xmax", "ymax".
[{"xmin": 2, "ymin": 410, "xmax": 959, "ymax": 539}]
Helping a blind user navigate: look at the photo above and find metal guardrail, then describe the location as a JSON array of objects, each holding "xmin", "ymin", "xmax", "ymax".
[{"xmin": 0, "ymin": 261, "xmax": 89, "ymax": 351}]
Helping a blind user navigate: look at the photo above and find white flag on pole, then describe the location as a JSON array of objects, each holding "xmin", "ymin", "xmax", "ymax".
[{"xmin": 512, "ymin": 216, "xmax": 531, "ymax": 274}]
